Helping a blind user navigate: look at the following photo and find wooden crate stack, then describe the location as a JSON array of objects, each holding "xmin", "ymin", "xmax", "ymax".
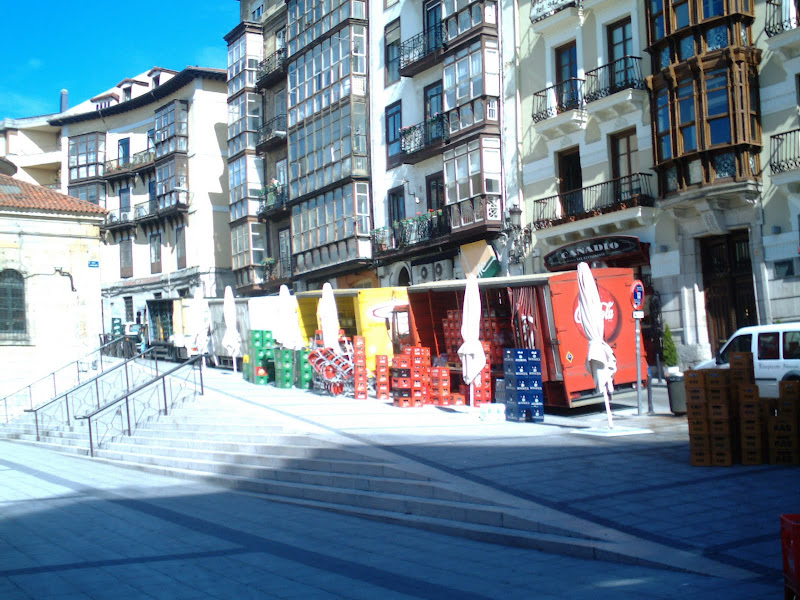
[
  {"xmin": 686, "ymin": 352, "xmax": 800, "ymax": 466},
  {"xmin": 353, "ymin": 336, "xmax": 368, "ymax": 399}
]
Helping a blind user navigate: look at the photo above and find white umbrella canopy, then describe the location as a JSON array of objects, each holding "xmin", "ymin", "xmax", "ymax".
[
  {"xmin": 286, "ymin": 294, "xmax": 306, "ymax": 350},
  {"xmin": 316, "ymin": 283, "xmax": 341, "ymax": 353},
  {"xmin": 221, "ymin": 285, "xmax": 242, "ymax": 371},
  {"xmin": 457, "ymin": 275, "xmax": 486, "ymax": 406},
  {"xmin": 577, "ymin": 262, "xmax": 617, "ymax": 428},
  {"xmin": 192, "ymin": 287, "xmax": 214, "ymax": 367},
  {"xmin": 276, "ymin": 284, "xmax": 306, "ymax": 350}
]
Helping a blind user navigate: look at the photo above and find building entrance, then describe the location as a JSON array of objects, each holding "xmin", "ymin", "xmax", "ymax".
[{"xmin": 700, "ymin": 230, "xmax": 757, "ymax": 354}]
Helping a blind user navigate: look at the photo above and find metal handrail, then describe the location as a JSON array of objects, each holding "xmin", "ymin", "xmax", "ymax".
[
  {"xmin": 23, "ymin": 348, "xmax": 161, "ymax": 440},
  {"xmin": 258, "ymin": 186, "xmax": 289, "ymax": 213},
  {"xmin": 584, "ymin": 56, "xmax": 645, "ymax": 103},
  {"xmin": 532, "ymin": 78, "xmax": 585, "ymax": 122},
  {"xmin": 531, "ymin": 173, "xmax": 654, "ymax": 229},
  {"xmin": 399, "ymin": 24, "xmax": 447, "ymax": 70},
  {"xmin": 400, "ymin": 114, "xmax": 449, "ymax": 154},
  {"xmin": 76, "ymin": 356, "xmax": 204, "ymax": 457},
  {"xmin": 104, "ymin": 149, "xmax": 155, "ymax": 174},
  {"xmin": 372, "ymin": 209, "xmax": 451, "ymax": 253},
  {"xmin": 2, "ymin": 336, "xmax": 127, "ymax": 424},
  {"xmin": 770, "ymin": 128, "xmax": 800, "ymax": 174},
  {"xmin": 766, "ymin": 0, "xmax": 800, "ymax": 36}
]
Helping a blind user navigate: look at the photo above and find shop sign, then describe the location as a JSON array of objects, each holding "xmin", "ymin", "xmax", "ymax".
[{"xmin": 544, "ymin": 236, "xmax": 642, "ymax": 271}]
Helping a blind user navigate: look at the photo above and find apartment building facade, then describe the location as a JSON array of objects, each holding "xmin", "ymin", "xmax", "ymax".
[{"xmin": 47, "ymin": 67, "xmax": 232, "ymax": 332}]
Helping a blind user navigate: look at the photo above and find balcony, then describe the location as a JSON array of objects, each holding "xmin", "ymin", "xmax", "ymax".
[
  {"xmin": 133, "ymin": 193, "xmax": 190, "ymax": 231},
  {"xmin": 584, "ymin": 56, "xmax": 647, "ymax": 119},
  {"xmin": 372, "ymin": 210, "xmax": 451, "ymax": 257},
  {"xmin": 532, "ymin": 78, "xmax": 588, "ymax": 139},
  {"xmin": 262, "ymin": 255, "xmax": 293, "ymax": 286},
  {"xmin": 255, "ymin": 50, "xmax": 287, "ymax": 89},
  {"xmin": 257, "ymin": 185, "xmax": 290, "ymax": 220},
  {"xmin": 531, "ymin": 173, "xmax": 655, "ymax": 234},
  {"xmin": 770, "ymin": 128, "xmax": 800, "ymax": 187},
  {"xmin": 765, "ymin": 0, "xmax": 800, "ymax": 57},
  {"xmin": 102, "ymin": 207, "xmax": 136, "ymax": 233},
  {"xmin": 104, "ymin": 149, "xmax": 155, "ymax": 181},
  {"xmin": 449, "ymin": 195, "xmax": 503, "ymax": 233},
  {"xmin": 399, "ymin": 25, "xmax": 447, "ymax": 78},
  {"xmin": 531, "ymin": 0, "xmax": 578, "ymax": 30},
  {"xmin": 255, "ymin": 114, "xmax": 287, "ymax": 152},
  {"xmin": 400, "ymin": 114, "xmax": 449, "ymax": 164}
]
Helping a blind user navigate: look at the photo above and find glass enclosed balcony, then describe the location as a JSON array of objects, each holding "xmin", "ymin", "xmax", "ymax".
[{"xmin": 372, "ymin": 209, "xmax": 451, "ymax": 255}]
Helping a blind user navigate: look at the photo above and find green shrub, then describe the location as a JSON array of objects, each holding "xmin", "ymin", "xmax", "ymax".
[{"xmin": 663, "ymin": 324, "xmax": 679, "ymax": 367}]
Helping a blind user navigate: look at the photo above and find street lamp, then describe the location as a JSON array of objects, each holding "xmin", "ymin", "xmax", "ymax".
[{"xmin": 503, "ymin": 205, "xmax": 532, "ymax": 264}]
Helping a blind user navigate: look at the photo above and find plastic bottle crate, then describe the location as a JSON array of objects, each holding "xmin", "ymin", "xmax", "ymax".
[{"xmin": 255, "ymin": 376, "xmax": 269, "ymax": 386}]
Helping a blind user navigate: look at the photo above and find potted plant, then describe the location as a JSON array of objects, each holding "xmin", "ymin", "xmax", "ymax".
[
  {"xmin": 663, "ymin": 324, "xmax": 679, "ymax": 373},
  {"xmin": 261, "ymin": 257, "xmax": 276, "ymax": 280},
  {"xmin": 662, "ymin": 324, "xmax": 685, "ymax": 414}
]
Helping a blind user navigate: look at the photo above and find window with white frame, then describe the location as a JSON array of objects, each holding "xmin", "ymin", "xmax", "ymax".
[
  {"xmin": 0, "ymin": 269, "xmax": 26, "ymax": 339},
  {"xmin": 228, "ymin": 155, "xmax": 264, "ymax": 220},
  {"xmin": 443, "ymin": 137, "xmax": 501, "ymax": 204},
  {"xmin": 251, "ymin": 223, "xmax": 266, "ymax": 265},
  {"xmin": 227, "ymin": 33, "xmax": 261, "ymax": 95},
  {"xmin": 231, "ymin": 224, "xmax": 251, "ymax": 270},
  {"xmin": 156, "ymin": 157, "xmax": 188, "ymax": 208},
  {"xmin": 154, "ymin": 101, "xmax": 188, "ymax": 159},
  {"xmin": 68, "ymin": 183, "xmax": 106, "ymax": 207},
  {"xmin": 68, "ymin": 133, "xmax": 105, "ymax": 182},
  {"xmin": 290, "ymin": 182, "xmax": 369, "ymax": 254},
  {"xmin": 228, "ymin": 92, "xmax": 261, "ymax": 155}
]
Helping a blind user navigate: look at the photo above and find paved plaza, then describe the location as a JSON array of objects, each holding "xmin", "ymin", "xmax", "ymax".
[{"xmin": 1, "ymin": 366, "xmax": 796, "ymax": 599}]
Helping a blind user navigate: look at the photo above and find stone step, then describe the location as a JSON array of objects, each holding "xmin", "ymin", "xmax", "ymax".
[
  {"xmin": 100, "ymin": 441, "xmax": 427, "ymax": 480},
  {"xmin": 128, "ymin": 427, "xmax": 325, "ymax": 446}
]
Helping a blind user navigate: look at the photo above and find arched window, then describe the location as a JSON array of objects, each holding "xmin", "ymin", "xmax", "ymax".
[{"xmin": 0, "ymin": 269, "xmax": 26, "ymax": 337}]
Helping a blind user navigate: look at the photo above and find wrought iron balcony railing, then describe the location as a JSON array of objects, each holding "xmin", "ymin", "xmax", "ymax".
[
  {"xmin": 400, "ymin": 114, "xmax": 449, "ymax": 154},
  {"xmin": 133, "ymin": 198, "xmax": 160, "ymax": 220},
  {"xmin": 532, "ymin": 78, "xmax": 585, "ymax": 122},
  {"xmin": 257, "ymin": 114, "xmax": 287, "ymax": 146},
  {"xmin": 770, "ymin": 128, "xmax": 800, "ymax": 174},
  {"xmin": 584, "ymin": 56, "xmax": 645, "ymax": 103},
  {"xmin": 258, "ymin": 186, "xmax": 289, "ymax": 215},
  {"xmin": 104, "ymin": 149, "xmax": 155, "ymax": 175},
  {"xmin": 104, "ymin": 207, "xmax": 135, "ymax": 226},
  {"xmin": 372, "ymin": 209, "xmax": 451, "ymax": 254},
  {"xmin": 766, "ymin": 0, "xmax": 800, "ymax": 36},
  {"xmin": 531, "ymin": 173, "xmax": 654, "ymax": 230},
  {"xmin": 399, "ymin": 25, "xmax": 447, "ymax": 70},
  {"xmin": 256, "ymin": 49, "xmax": 287, "ymax": 83}
]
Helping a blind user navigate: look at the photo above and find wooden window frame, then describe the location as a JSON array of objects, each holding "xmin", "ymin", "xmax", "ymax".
[
  {"xmin": 120, "ymin": 239, "xmax": 133, "ymax": 279},
  {"xmin": 150, "ymin": 233, "xmax": 162, "ymax": 275},
  {"xmin": 386, "ymin": 101, "xmax": 402, "ymax": 162},
  {"xmin": 176, "ymin": 226, "xmax": 187, "ymax": 270},
  {"xmin": 703, "ymin": 68, "xmax": 732, "ymax": 147},
  {"xmin": 385, "ymin": 19, "xmax": 401, "ymax": 86}
]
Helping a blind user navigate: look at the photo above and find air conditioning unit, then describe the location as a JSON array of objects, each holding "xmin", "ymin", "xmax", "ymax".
[
  {"xmin": 412, "ymin": 263, "xmax": 433, "ymax": 284},
  {"xmin": 120, "ymin": 213, "xmax": 129, "ymax": 222},
  {"xmin": 434, "ymin": 260, "xmax": 453, "ymax": 281}
]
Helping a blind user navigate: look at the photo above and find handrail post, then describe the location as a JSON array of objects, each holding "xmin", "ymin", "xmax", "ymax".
[
  {"xmin": 65, "ymin": 395, "xmax": 70, "ymax": 426},
  {"xmin": 77, "ymin": 359, "xmax": 81, "ymax": 384},
  {"xmin": 198, "ymin": 359, "xmax": 205, "ymax": 395},
  {"xmin": 29, "ymin": 385, "xmax": 33, "ymax": 409},
  {"xmin": 162, "ymin": 377, "xmax": 169, "ymax": 415},
  {"xmin": 53, "ymin": 372, "xmax": 58, "ymax": 398},
  {"xmin": 125, "ymin": 361, "xmax": 130, "ymax": 393},
  {"xmin": 34, "ymin": 412, "xmax": 40, "ymax": 442},
  {"xmin": 95, "ymin": 379, "xmax": 101, "ymax": 409},
  {"xmin": 125, "ymin": 396, "xmax": 132, "ymax": 435},
  {"xmin": 87, "ymin": 417, "xmax": 94, "ymax": 457}
]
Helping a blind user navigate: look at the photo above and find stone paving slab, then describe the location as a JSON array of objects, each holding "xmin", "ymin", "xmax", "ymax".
[{"xmin": 0, "ymin": 440, "xmax": 781, "ymax": 599}]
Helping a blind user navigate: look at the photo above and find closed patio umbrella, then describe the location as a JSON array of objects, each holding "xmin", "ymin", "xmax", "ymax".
[
  {"xmin": 457, "ymin": 274, "xmax": 486, "ymax": 407},
  {"xmin": 277, "ymin": 284, "xmax": 306, "ymax": 350},
  {"xmin": 316, "ymin": 283, "xmax": 341, "ymax": 353},
  {"xmin": 577, "ymin": 262, "xmax": 617, "ymax": 429},
  {"xmin": 221, "ymin": 285, "xmax": 242, "ymax": 372}
]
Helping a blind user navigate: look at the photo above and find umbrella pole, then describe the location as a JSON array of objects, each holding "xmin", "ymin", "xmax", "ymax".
[
  {"xmin": 603, "ymin": 387, "xmax": 614, "ymax": 429},
  {"xmin": 470, "ymin": 382, "xmax": 474, "ymax": 408}
]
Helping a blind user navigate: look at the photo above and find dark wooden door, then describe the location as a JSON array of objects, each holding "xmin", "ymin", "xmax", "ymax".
[
  {"xmin": 558, "ymin": 148, "xmax": 583, "ymax": 216},
  {"xmin": 701, "ymin": 230, "xmax": 758, "ymax": 354}
]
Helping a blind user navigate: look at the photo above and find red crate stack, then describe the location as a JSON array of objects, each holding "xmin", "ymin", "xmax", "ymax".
[
  {"xmin": 471, "ymin": 341, "xmax": 493, "ymax": 407},
  {"xmin": 442, "ymin": 311, "xmax": 463, "ymax": 363},
  {"xmin": 375, "ymin": 355, "xmax": 390, "ymax": 400},
  {"xmin": 430, "ymin": 367, "xmax": 451, "ymax": 406},
  {"xmin": 353, "ymin": 336, "xmax": 368, "ymax": 399},
  {"xmin": 391, "ymin": 353, "xmax": 416, "ymax": 407}
]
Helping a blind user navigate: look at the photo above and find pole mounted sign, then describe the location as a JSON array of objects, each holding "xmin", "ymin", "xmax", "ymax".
[{"xmin": 631, "ymin": 279, "xmax": 645, "ymax": 311}]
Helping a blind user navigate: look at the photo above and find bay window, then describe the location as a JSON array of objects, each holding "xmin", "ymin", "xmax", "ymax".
[
  {"xmin": 154, "ymin": 101, "xmax": 188, "ymax": 159},
  {"xmin": 443, "ymin": 137, "xmax": 502, "ymax": 204},
  {"xmin": 68, "ymin": 133, "xmax": 105, "ymax": 182}
]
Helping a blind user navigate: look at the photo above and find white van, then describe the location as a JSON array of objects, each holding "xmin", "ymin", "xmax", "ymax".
[{"xmin": 695, "ymin": 323, "xmax": 800, "ymax": 397}]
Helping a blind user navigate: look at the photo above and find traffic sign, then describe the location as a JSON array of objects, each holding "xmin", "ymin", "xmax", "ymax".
[{"xmin": 631, "ymin": 280, "xmax": 645, "ymax": 310}]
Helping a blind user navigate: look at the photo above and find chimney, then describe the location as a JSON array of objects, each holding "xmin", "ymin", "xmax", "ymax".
[{"xmin": 60, "ymin": 89, "xmax": 69, "ymax": 112}]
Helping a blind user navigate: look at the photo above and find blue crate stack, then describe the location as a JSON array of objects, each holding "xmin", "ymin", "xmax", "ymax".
[{"xmin": 503, "ymin": 348, "xmax": 544, "ymax": 423}]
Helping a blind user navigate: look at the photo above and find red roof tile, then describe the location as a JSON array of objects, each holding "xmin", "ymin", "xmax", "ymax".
[{"xmin": 0, "ymin": 174, "xmax": 106, "ymax": 216}]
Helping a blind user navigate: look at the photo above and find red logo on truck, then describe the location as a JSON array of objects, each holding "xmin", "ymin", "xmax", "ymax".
[{"xmin": 572, "ymin": 286, "xmax": 621, "ymax": 342}]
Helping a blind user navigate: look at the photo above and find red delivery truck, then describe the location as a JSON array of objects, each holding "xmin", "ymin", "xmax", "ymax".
[{"xmin": 400, "ymin": 268, "xmax": 647, "ymax": 408}]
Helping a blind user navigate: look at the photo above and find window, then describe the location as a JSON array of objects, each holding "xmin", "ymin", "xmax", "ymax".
[
  {"xmin": 278, "ymin": 228, "xmax": 292, "ymax": 276},
  {"xmin": 385, "ymin": 20, "xmax": 400, "ymax": 85},
  {"xmin": 68, "ymin": 133, "xmax": 105, "ymax": 182},
  {"xmin": 443, "ymin": 137, "xmax": 500, "ymax": 204},
  {"xmin": 251, "ymin": 223, "xmax": 266, "ymax": 266},
  {"xmin": 426, "ymin": 172, "xmax": 445, "ymax": 212},
  {"xmin": 251, "ymin": 0, "xmax": 264, "ymax": 19},
  {"xmin": 608, "ymin": 18, "xmax": 633, "ymax": 64},
  {"xmin": 719, "ymin": 334, "xmax": 751, "ymax": 363},
  {"xmin": 673, "ymin": 0, "xmax": 691, "ymax": 30},
  {"xmin": 388, "ymin": 186, "xmax": 405, "ymax": 226},
  {"xmin": 386, "ymin": 102, "xmax": 402, "ymax": 158},
  {"xmin": 150, "ymin": 234, "xmax": 162, "ymax": 274},
  {"xmin": 123, "ymin": 296, "xmax": 134, "ymax": 322},
  {"xmin": 231, "ymin": 224, "xmax": 250, "ymax": 270},
  {"xmin": 119, "ymin": 187, "xmax": 131, "ymax": 212},
  {"xmin": 176, "ymin": 226, "xmax": 186, "ymax": 270},
  {"xmin": 0, "ymin": 269, "xmax": 26, "ymax": 338},
  {"xmin": 120, "ymin": 239, "xmax": 133, "ymax": 278},
  {"xmin": 611, "ymin": 129, "xmax": 639, "ymax": 179},
  {"xmin": 118, "ymin": 138, "xmax": 130, "ymax": 165},
  {"xmin": 651, "ymin": 0, "xmax": 665, "ymax": 41},
  {"xmin": 705, "ymin": 69, "xmax": 731, "ymax": 146},
  {"xmin": 784, "ymin": 330, "xmax": 800, "ymax": 359},
  {"xmin": 122, "ymin": 87, "xmax": 132, "ymax": 102},
  {"xmin": 702, "ymin": 0, "xmax": 724, "ymax": 19},
  {"xmin": 156, "ymin": 157, "xmax": 188, "ymax": 208},
  {"xmin": 69, "ymin": 183, "xmax": 106, "ymax": 207},
  {"xmin": 758, "ymin": 332, "xmax": 780, "ymax": 360},
  {"xmin": 655, "ymin": 89, "xmax": 671, "ymax": 161},
  {"xmin": 154, "ymin": 100, "xmax": 188, "ymax": 159},
  {"xmin": 677, "ymin": 81, "xmax": 697, "ymax": 153}
]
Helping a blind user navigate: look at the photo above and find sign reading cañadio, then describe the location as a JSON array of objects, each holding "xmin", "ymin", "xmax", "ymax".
[{"xmin": 544, "ymin": 236, "xmax": 644, "ymax": 271}]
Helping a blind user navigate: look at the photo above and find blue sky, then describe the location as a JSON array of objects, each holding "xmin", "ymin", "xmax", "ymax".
[{"xmin": 0, "ymin": 1, "xmax": 238, "ymax": 120}]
